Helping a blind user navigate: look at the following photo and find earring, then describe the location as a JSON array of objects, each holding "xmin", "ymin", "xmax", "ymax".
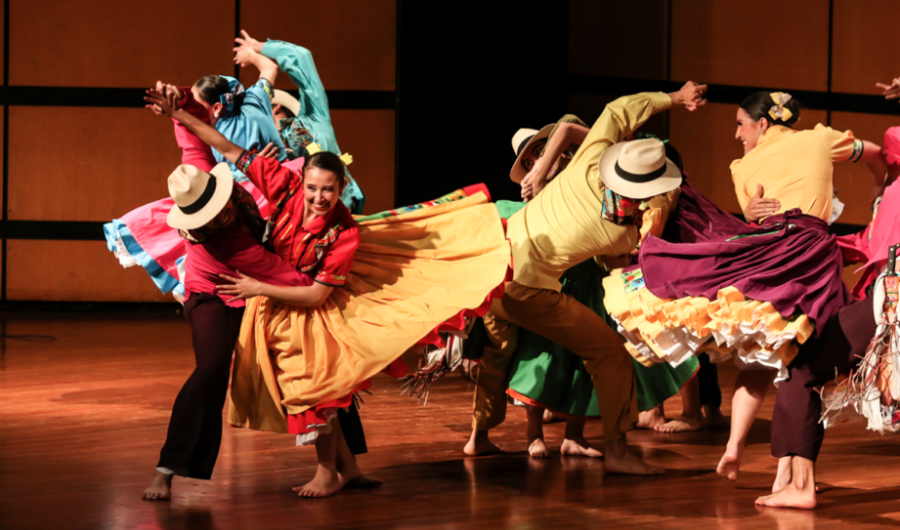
[
  {"xmin": 759, "ymin": 127, "xmax": 764, "ymax": 135},
  {"xmin": 214, "ymin": 111, "xmax": 220, "ymax": 119}
]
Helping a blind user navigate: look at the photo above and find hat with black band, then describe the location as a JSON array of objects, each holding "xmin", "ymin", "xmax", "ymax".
[
  {"xmin": 509, "ymin": 123, "xmax": 554, "ymax": 184},
  {"xmin": 597, "ymin": 138, "xmax": 682, "ymax": 198},
  {"xmin": 166, "ymin": 162, "xmax": 235, "ymax": 230}
]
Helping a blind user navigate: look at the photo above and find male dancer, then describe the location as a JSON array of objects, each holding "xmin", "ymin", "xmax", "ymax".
[{"xmin": 465, "ymin": 81, "xmax": 707, "ymax": 475}]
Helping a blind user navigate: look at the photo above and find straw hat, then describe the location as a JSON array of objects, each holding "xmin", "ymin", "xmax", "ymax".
[
  {"xmin": 598, "ymin": 139, "xmax": 682, "ymax": 198},
  {"xmin": 272, "ymin": 89, "xmax": 301, "ymax": 117},
  {"xmin": 509, "ymin": 123, "xmax": 554, "ymax": 183},
  {"xmin": 166, "ymin": 163, "xmax": 234, "ymax": 230}
]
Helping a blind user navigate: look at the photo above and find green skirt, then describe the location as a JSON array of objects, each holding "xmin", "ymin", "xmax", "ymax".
[{"xmin": 497, "ymin": 200, "xmax": 698, "ymax": 416}]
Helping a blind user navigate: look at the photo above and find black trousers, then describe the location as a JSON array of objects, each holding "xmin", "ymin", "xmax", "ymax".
[
  {"xmin": 770, "ymin": 296, "xmax": 876, "ymax": 461},
  {"xmin": 158, "ymin": 293, "xmax": 245, "ymax": 479},
  {"xmin": 158, "ymin": 293, "xmax": 368, "ymax": 480},
  {"xmin": 697, "ymin": 353, "xmax": 722, "ymax": 408}
]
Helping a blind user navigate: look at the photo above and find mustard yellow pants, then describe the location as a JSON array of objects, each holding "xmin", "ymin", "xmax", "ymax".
[{"xmin": 471, "ymin": 281, "xmax": 637, "ymax": 443}]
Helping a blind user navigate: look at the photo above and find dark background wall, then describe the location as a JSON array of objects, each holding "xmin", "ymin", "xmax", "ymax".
[{"xmin": 5, "ymin": 0, "xmax": 900, "ymax": 302}]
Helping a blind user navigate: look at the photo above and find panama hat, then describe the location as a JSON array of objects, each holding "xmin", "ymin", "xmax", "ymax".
[
  {"xmin": 598, "ymin": 138, "xmax": 682, "ymax": 198},
  {"xmin": 166, "ymin": 162, "xmax": 234, "ymax": 230},
  {"xmin": 509, "ymin": 123, "xmax": 554, "ymax": 183},
  {"xmin": 272, "ymin": 89, "xmax": 301, "ymax": 117}
]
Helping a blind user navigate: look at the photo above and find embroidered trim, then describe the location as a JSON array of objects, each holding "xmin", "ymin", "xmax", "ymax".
[{"xmin": 315, "ymin": 270, "xmax": 347, "ymax": 287}]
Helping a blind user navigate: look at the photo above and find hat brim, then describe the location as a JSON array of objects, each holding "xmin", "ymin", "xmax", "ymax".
[
  {"xmin": 510, "ymin": 124, "xmax": 554, "ymax": 184},
  {"xmin": 272, "ymin": 89, "xmax": 301, "ymax": 117},
  {"xmin": 166, "ymin": 162, "xmax": 235, "ymax": 230},
  {"xmin": 597, "ymin": 142, "xmax": 682, "ymax": 199}
]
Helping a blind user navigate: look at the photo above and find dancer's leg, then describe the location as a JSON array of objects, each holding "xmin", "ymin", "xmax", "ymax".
[
  {"xmin": 294, "ymin": 417, "xmax": 341, "ymax": 498},
  {"xmin": 525, "ymin": 405, "xmax": 549, "ymax": 458},
  {"xmin": 657, "ymin": 376, "xmax": 705, "ymax": 433},
  {"xmin": 335, "ymin": 413, "xmax": 382, "ymax": 490},
  {"xmin": 756, "ymin": 456, "xmax": 817, "ymax": 509},
  {"xmin": 144, "ymin": 293, "xmax": 244, "ymax": 500},
  {"xmin": 466, "ymin": 311, "xmax": 518, "ymax": 456},
  {"xmin": 717, "ymin": 369, "xmax": 773, "ymax": 480},
  {"xmin": 497, "ymin": 282, "xmax": 661, "ymax": 475},
  {"xmin": 560, "ymin": 418, "xmax": 603, "ymax": 458},
  {"xmin": 698, "ymin": 353, "xmax": 726, "ymax": 428}
]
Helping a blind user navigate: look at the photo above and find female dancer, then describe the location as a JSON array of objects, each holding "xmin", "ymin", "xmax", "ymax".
[
  {"xmin": 233, "ymin": 31, "xmax": 366, "ymax": 214},
  {"xmin": 144, "ymin": 89, "xmax": 510, "ymax": 497},
  {"xmin": 603, "ymin": 90, "xmax": 886, "ymax": 483}
]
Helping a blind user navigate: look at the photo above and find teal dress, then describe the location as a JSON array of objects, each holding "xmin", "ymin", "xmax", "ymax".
[
  {"xmin": 496, "ymin": 200, "xmax": 699, "ymax": 415},
  {"xmin": 262, "ymin": 40, "xmax": 366, "ymax": 214}
]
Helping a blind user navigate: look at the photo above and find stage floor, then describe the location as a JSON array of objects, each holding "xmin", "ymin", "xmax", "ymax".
[{"xmin": 3, "ymin": 310, "xmax": 900, "ymax": 530}]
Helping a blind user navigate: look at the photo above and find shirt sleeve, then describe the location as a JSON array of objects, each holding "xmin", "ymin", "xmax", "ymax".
[
  {"xmin": 814, "ymin": 123, "xmax": 862, "ymax": 163},
  {"xmin": 243, "ymin": 78, "xmax": 275, "ymax": 115},
  {"xmin": 239, "ymin": 151, "xmax": 298, "ymax": 203},
  {"xmin": 314, "ymin": 226, "xmax": 360, "ymax": 287},
  {"xmin": 262, "ymin": 40, "xmax": 329, "ymax": 121},
  {"xmin": 568, "ymin": 92, "xmax": 673, "ymax": 177},
  {"xmin": 173, "ymin": 87, "xmax": 216, "ymax": 172}
]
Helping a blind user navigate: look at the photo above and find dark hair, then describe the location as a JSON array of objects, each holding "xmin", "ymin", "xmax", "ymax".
[
  {"xmin": 193, "ymin": 75, "xmax": 245, "ymax": 108},
  {"xmin": 303, "ymin": 151, "xmax": 346, "ymax": 189},
  {"xmin": 273, "ymin": 103, "xmax": 296, "ymax": 119},
  {"xmin": 739, "ymin": 91, "xmax": 800, "ymax": 127}
]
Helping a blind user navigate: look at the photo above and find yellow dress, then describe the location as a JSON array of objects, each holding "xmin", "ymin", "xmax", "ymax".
[{"xmin": 228, "ymin": 188, "xmax": 511, "ymax": 433}]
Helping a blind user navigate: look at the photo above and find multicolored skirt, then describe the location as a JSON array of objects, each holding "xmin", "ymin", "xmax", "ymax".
[
  {"xmin": 227, "ymin": 185, "xmax": 511, "ymax": 440},
  {"xmin": 603, "ymin": 185, "xmax": 849, "ymax": 382}
]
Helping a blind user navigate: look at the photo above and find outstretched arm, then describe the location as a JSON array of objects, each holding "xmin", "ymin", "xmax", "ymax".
[
  {"xmin": 217, "ymin": 271, "xmax": 334, "ymax": 307},
  {"xmin": 145, "ymin": 89, "xmax": 244, "ymax": 164}
]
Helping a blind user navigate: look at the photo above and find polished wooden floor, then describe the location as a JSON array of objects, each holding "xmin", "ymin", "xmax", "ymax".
[{"xmin": 3, "ymin": 310, "xmax": 900, "ymax": 529}]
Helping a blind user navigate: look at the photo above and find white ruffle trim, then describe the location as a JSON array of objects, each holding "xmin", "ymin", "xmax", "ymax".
[
  {"xmin": 616, "ymin": 317, "xmax": 791, "ymax": 384},
  {"xmin": 112, "ymin": 234, "xmax": 139, "ymax": 268},
  {"xmin": 295, "ymin": 409, "xmax": 338, "ymax": 446}
]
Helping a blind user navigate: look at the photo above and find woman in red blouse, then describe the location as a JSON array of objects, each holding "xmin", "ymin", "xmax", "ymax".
[{"xmin": 145, "ymin": 88, "xmax": 511, "ymax": 498}]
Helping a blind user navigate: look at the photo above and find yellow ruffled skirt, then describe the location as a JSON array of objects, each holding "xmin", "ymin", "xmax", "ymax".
[
  {"xmin": 603, "ymin": 268, "xmax": 815, "ymax": 382},
  {"xmin": 228, "ymin": 189, "xmax": 511, "ymax": 433}
]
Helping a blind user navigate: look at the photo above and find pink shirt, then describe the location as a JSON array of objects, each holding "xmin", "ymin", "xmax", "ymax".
[{"xmin": 183, "ymin": 227, "xmax": 312, "ymax": 308}]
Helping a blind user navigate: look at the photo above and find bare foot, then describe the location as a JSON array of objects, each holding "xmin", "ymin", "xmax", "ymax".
[
  {"xmin": 772, "ymin": 456, "xmax": 792, "ymax": 493},
  {"xmin": 655, "ymin": 414, "xmax": 705, "ymax": 433},
  {"xmin": 717, "ymin": 445, "xmax": 743, "ymax": 481},
  {"xmin": 755, "ymin": 483, "xmax": 817, "ymax": 509},
  {"xmin": 292, "ymin": 464, "xmax": 343, "ymax": 498},
  {"xmin": 560, "ymin": 437, "xmax": 604, "ymax": 458},
  {"xmin": 342, "ymin": 474, "xmax": 383, "ymax": 489},
  {"xmin": 703, "ymin": 405, "xmax": 728, "ymax": 429},
  {"xmin": 464, "ymin": 430, "xmax": 503, "ymax": 456},
  {"xmin": 527, "ymin": 436, "xmax": 549, "ymax": 458},
  {"xmin": 603, "ymin": 440, "xmax": 664, "ymax": 475},
  {"xmin": 142, "ymin": 470, "xmax": 173, "ymax": 501},
  {"xmin": 637, "ymin": 405, "xmax": 666, "ymax": 430}
]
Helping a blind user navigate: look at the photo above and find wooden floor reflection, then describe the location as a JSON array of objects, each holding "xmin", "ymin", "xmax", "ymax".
[{"xmin": 3, "ymin": 310, "xmax": 900, "ymax": 529}]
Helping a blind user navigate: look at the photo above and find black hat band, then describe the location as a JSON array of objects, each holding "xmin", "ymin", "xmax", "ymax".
[
  {"xmin": 179, "ymin": 176, "xmax": 217, "ymax": 215},
  {"xmin": 516, "ymin": 134, "xmax": 536, "ymax": 158},
  {"xmin": 614, "ymin": 160, "xmax": 667, "ymax": 183}
]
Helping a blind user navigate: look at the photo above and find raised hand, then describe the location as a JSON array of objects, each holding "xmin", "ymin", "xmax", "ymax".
[
  {"xmin": 672, "ymin": 81, "xmax": 708, "ymax": 111},
  {"xmin": 144, "ymin": 86, "xmax": 175, "ymax": 118},
  {"xmin": 235, "ymin": 29, "xmax": 264, "ymax": 54},
  {"xmin": 876, "ymin": 77, "xmax": 900, "ymax": 102},
  {"xmin": 743, "ymin": 183, "xmax": 781, "ymax": 222}
]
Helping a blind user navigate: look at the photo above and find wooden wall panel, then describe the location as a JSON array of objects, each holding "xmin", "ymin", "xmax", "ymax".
[
  {"xmin": 6, "ymin": 240, "xmax": 171, "ymax": 302},
  {"xmin": 830, "ymin": 112, "xmax": 899, "ymax": 226},
  {"xmin": 671, "ymin": 1, "xmax": 829, "ymax": 91},
  {"xmin": 10, "ymin": 0, "xmax": 234, "ymax": 87},
  {"xmin": 331, "ymin": 110, "xmax": 395, "ymax": 213},
  {"xmin": 568, "ymin": 0, "xmax": 667, "ymax": 80},
  {"xmin": 8, "ymin": 107, "xmax": 182, "ymax": 221},
  {"xmin": 239, "ymin": 0, "xmax": 396, "ymax": 91},
  {"xmin": 832, "ymin": 0, "xmax": 900, "ymax": 94},
  {"xmin": 669, "ymin": 103, "xmax": 827, "ymax": 214}
]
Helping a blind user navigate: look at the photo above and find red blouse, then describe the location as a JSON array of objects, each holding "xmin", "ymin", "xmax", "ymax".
[{"xmin": 239, "ymin": 151, "xmax": 360, "ymax": 286}]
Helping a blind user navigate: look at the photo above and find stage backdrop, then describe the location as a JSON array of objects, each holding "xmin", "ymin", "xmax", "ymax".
[{"xmin": 1, "ymin": 0, "xmax": 396, "ymax": 302}]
